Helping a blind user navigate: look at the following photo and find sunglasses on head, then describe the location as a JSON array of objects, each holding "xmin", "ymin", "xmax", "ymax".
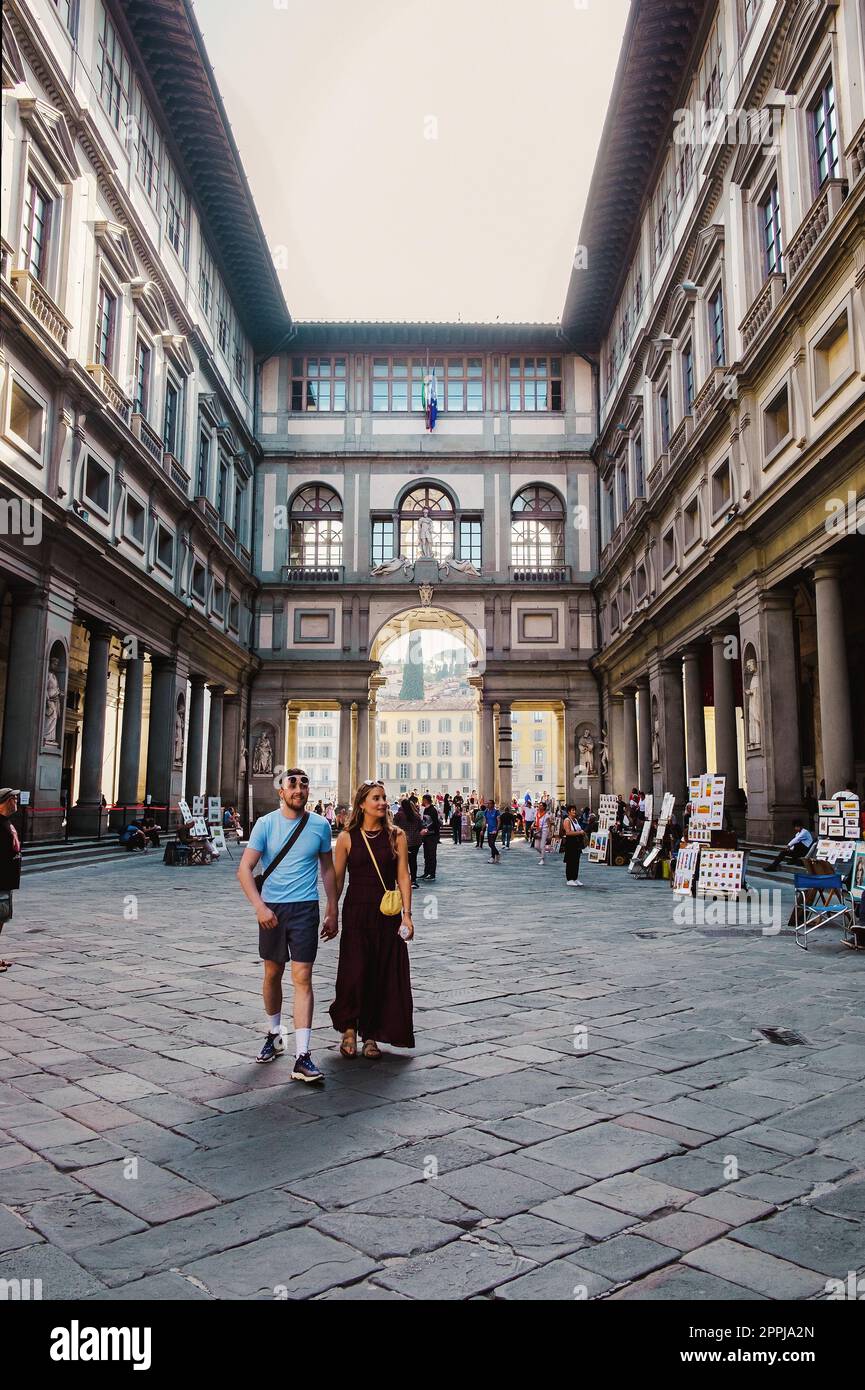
[{"xmin": 283, "ymin": 776, "xmax": 309, "ymax": 788}]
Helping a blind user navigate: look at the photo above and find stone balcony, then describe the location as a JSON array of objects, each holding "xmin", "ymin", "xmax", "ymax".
[
  {"xmin": 281, "ymin": 565, "xmax": 345, "ymax": 583},
  {"xmin": 510, "ymin": 566, "xmax": 571, "ymax": 583},
  {"xmin": 786, "ymin": 179, "xmax": 847, "ymax": 284},
  {"xmin": 10, "ymin": 269, "xmax": 71, "ymax": 351},
  {"xmin": 86, "ymin": 362, "xmax": 132, "ymax": 425},
  {"xmin": 162, "ymin": 451, "xmax": 190, "ymax": 491},
  {"xmin": 130, "ymin": 412, "xmax": 163, "ymax": 463},
  {"xmin": 740, "ymin": 273, "xmax": 786, "ymax": 355}
]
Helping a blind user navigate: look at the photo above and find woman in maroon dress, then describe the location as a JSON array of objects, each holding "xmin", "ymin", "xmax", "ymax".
[{"xmin": 330, "ymin": 780, "xmax": 415, "ymax": 1058}]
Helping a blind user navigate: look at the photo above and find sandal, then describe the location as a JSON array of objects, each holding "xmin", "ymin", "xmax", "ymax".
[
  {"xmin": 0, "ymin": 960, "xmax": 10, "ymax": 973},
  {"xmin": 340, "ymin": 1029, "xmax": 357, "ymax": 1058},
  {"xmin": 362, "ymin": 1040, "xmax": 381, "ymax": 1059}
]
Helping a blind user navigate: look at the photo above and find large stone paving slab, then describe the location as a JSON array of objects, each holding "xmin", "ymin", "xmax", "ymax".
[{"xmin": 2, "ymin": 845, "xmax": 862, "ymax": 1299}]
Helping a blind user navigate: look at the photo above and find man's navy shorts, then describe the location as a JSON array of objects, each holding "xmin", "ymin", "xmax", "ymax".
[{"xmin": 259, "ymin": 900, "xmax": 319, "ymax": 964}]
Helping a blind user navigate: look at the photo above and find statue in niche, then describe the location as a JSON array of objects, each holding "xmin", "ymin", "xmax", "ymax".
[
  {"xmin": 578, "ymin": 727, "xmax": 596, "ymax": 777},
  {"xmin": 744, "ymin": 654, "xmax": 762, "ymax": 748},
  {"xmin": 252, "ymin": 730, "xmax": 273, "ymax": 776},
  {"xmin": 599, "ymin": 723, "xmax": 609, "ymax": 778},
  {"xmin": 652, "ymin": 711, "xmax": 661, "ymax": 768},
  {"xmin": 239, "ymin": 723, "xmax": 248, "ymax": 778},
  {"xmin": 43, "ymin": 650, "xmax": 64, "ymax": 747},
  {"xmin": 174, "ymin": 699, "xmax": 186, "ymax": 765}
]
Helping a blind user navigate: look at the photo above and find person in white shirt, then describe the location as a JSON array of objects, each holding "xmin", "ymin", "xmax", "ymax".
[{"xmin": 768, "ymin": 820, "xmax": 814, "ymax": 871}]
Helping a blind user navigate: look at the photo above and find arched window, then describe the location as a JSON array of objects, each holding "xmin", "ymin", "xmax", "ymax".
[
  {"xmin": 399, "ymin": 485, "xmax": 454, "ymax": 562},
  {"xmin": 510, "ymin": 485, "xmax": 565, "ymax": 575},
  {"xmin": 289, "ymin": 484, "xmax": 343, "ymax": 572}
]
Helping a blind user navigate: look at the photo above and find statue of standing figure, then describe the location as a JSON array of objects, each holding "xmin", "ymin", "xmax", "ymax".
[
  {"xmin": 43, "ymin": 654, "xmax": 63, "ymax": 747},
  {"xmin": 252, "ymin": 730, "xmax": 273, "ymax": 776},
  {"xmin": 578, "ymin": 727, "xmax": 596, "ymax": 777},
  {"xmin": 174, "ymin": 702, "xmax": 186, "ymax": 765},
  {"xmin": 417, "ymin": 508, "xmax": 435, "ymax": 559},
  {"xmin": 744, "ymin": 655, "xmax": 762, "ymax": 748}
]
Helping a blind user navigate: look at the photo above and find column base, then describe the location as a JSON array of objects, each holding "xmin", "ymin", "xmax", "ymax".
[{"xmin": 69, "ymin": 804, "xmax": 110, "ymax": 837}]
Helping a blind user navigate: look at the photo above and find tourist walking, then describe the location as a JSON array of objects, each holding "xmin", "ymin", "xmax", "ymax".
[
  {"xmin": 237, "ymin": 769, "xmax": 337, "ymax": 1080},
  {"xmin": 473, "ymin": 804, "xmax": 486, "ymax": 848},
  {"xmin": 484, "ymin": 799, "xmax": 501, "ymax": 863},
  {"xmin": 442, "ymin": 793, "xmax": 452, "ymax": 825},
  {"xmin": 0, "ymin": 788, "xmax": 21, "ymax": 973},
  {"xmin": 561, "ymin": 804, "xmax": 585, "ymax": 886},
  {"xmin": 330, "ymin": 780, "xmax": 414, "ymax": 1058},
  {"xmin": 394, "ymin": 796, "xmax": 423, "ymax": 886},
  {"xmin": 451, "ymin": 805, "xmax": 463, "ymax": 845},
  {"xmin": 536, "ymin": 802, "xmax": 551, "ymax": 865},
  {"xmin": 420, "ymin": 793, "xmax": 440, "ymax": 880},
  {"xmin": 500, "ymin": 802, "xmax": 515, "ymax": 850}
]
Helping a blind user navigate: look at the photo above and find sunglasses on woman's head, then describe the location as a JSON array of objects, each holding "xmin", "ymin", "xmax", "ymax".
[{"xmin": 284, "ymin": 776, "xmax": 309, "ymax": 788}]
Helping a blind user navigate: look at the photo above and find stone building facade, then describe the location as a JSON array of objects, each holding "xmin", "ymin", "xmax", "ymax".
[
  {"xmin": 0, "ymin": 0, "xmax": 289, "ymax": 836},
  {"xmin": 566, "ymin": 0, "xmax": 865, "ymax": 841}
]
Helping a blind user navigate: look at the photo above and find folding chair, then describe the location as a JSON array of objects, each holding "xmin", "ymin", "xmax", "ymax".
[{"xmin": 793, "ymin": 872, "xmax": 855, "ymax": 950}]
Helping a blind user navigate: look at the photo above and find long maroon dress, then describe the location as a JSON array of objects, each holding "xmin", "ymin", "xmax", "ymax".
[{"xmin": 330, "ymin": 828, "xmax": 414, "ymax": 1047}]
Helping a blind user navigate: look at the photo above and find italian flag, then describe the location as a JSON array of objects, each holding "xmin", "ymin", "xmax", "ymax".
[{"xmin": 422, "ymin": 367, "xmax": 438, "ymax": 431}]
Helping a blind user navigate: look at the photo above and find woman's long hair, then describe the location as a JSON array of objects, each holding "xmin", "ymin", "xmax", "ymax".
[{"xmin": 347, "ymin": 780, "xmax": 400, "ymax": 856}]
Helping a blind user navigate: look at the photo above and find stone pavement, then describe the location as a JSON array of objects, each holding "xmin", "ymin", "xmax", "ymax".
[{"xmin": 1, "ymin": 834, "xmax": 863, "ymax": 1301}]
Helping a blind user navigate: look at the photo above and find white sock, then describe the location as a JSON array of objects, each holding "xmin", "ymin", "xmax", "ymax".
[
  {"xmin": 295, "ymin": 1027, "xmax": 311, "ymax": 1057},
  {"xmin": 268, "ymin": 1013, "xmax": 281, "ymax": 1033}
]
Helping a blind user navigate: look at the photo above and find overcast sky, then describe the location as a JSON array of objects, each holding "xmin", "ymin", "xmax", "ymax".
[{"xmin": 193, "ymin": 0, "xmax": 630, "ymax": 323}]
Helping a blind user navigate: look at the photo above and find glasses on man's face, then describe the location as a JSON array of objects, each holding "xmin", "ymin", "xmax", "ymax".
[{"xmin": 284, "ymin": 776, "xmax": 309, "ymax": 789}]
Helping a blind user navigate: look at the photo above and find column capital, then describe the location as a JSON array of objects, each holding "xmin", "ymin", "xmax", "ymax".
[
  {"xmin": 189, "ymin": 673, "xmax": 207, "ymax": 689},
  {"xmin": 207, "ymin": 682, "xmax": 227, "ymax": 697},
  {"xmin": 681, "ymin": 643, "xmax": 704, "ymax": 662},
  {"xmin": 710, "ymin": 624, "xmax": 738, "ymax": 644},
  {"xmin": 635, "ymin": 674, "xmax": 650, "ymax": 691},
  {"xmin": 810, "ymin": 556, "xmax": 845, "ymax": 583},
  {"xmin": 84, "ymin": 619, "xmax": 113, "ymax": 643}
]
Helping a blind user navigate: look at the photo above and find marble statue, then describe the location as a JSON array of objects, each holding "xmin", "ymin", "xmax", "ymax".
[
  {"xmin": 744, "ymin": 655, "xmax": 762, "ymax": 748},
  {"xmin": 252, "ymin": 731, "xmax": 273, "ymax": 776},
  {"xmin": 174, "ymin": 703, "xmax": 185, "ymax": 764},
  {"xmin": 417, "ymin": 507, "xmax": 435, "ymax": 559},
  {"xmin": 43, "ymin": 656, "xmax": 63, "ymax": 747},
  {"xmin": 578, "ymin": 727, "xmax": 595, "ymax": 777}
]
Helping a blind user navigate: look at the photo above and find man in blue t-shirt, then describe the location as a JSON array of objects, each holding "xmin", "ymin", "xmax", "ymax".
[
  {"xmin": 238, "ymin": 768, "xmax": 337, "ymax": 1081},
  {"xmin": 484, "ymin": 800, "xmax": 501, "ymax": 863}
]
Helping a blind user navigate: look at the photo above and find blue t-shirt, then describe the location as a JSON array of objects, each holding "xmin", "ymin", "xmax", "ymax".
[
  {"xmin": 248, "ymin": 810, "xmax": 332, "ymax": 904},
  {"xmin": 484, "ymin": 808, "xmax": 499, "ymax": 832}
]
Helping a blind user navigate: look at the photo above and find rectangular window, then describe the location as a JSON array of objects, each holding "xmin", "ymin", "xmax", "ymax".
[
  {"xmin": 812, "ymin": 78, "xmax": 839, "ymax": 189},
  {"xmin": 94, "ymin": 282, "xmax": 116, "ymax": 369},
  {"xmin": 216, "ymin": 282, "xmax": 230, "ymax": 355},
  {"xmin": 133, "ymin": 340, "xmax": 151, "ymax": 417},
  {"xmin": 661, "ymin": 527, "xmax": 676, "ymax": 573},
  {"xmin": 134, "ymin": 88, "xmax": 160, "ymax": 204},
  {"xmin": 7, "ymin": 376, "xmax": 46, "ymax": 459},
  {"xmin": 634, "ymin": 434, "xmax": 645, "ymax": 498},
  {"xmin": 700, "ymin": 20, "xmax": 724, "ymax": 110},
  {"xmin": 163, "ymin": 377, "xmax": 181, "ymax": 456},
  {"xmin": 508, "ymin": 357, "xmax": 562, "ymax": 411},
  {"xmin": 682, "ymin": 341, "xmax": 694, "ymax": 414},
  {"xmin": 617, "ymin": 462, "xmax": 630, "ymax": 518},
  {"xmin": 191, "ymin": 561, "xmax": 207, "ymax": 602},
  {"xmin": 198, "ymin": 243, "xmax": 213, "ymax": 319},
  {"xmin": 124, "ymin": 493, "xmax": 145, "ymax": 547},
  {"xmin": 370, "ymin": 357, "xmax": 426, "ymax": 412},
  {"xmin": 459, "ymin": 519, "xmax": 482, "ymax": 567},
  {"xmin": 156, "ymin": 523, "xmax": 174, "ymax": 573},
  {"xmin": 217, "ymin": 458, "xmax": 229, "ymax": 518},
  {"xmin": 52, "ymin": 0, "xmax": 78, "ymax": 35},
  {"xmin": 683, "ymin": 495, "xmax": 700, "ymax": 548},
  {"xmin": 711, "ymin": 459, "xmax": 732, "ymax": 514},
  {"xmin": 211, "ymin": 582, "xmax": 225, "ymax": 618},
  {"xmin": 163, "ymin": 155, "xmax": 188, "ymax": 263},
  {"xmin": 397, "ymin": 741, "xmax": 410, "ymax": 758},
  {"xmin": 233, "ymin": 328, "xmax": 247, "ymax": 392},
  {"xmin": 196, "ymin": 430, "xmax": 210, "ymax": 497},
  {"xmin": 397, "ymin": 764, "xmax": 410, "ymax": 782},
  {"xmin": 653, "ymin": 164, "xmax": 672, "ymax": 264},
  {"xmin": 234, "ymin": 483, "xmax": 243, "ymax": 534},
  {"xmin": 659, "ymin": 384, "xmax": 671, "ymax": 451},
  {"xmin": 98, "ymin": 6, "xmax": 131, "ymax": 132},
  {"xmin": 761, "ymin": 183, "xmax": 783, "ymax": 277},
  {"xmin": 444, "ymin": 356, "xmax": 484, "ymax": 412},
  {"xmin": 371, "ymin": 519, "xmax": 395, "ymax": 566},
  {"xmin": 438, "ymin": 741, "xmax": 452, "ymax": 757},
  {"xmin": 438, "ymin": 719, "xmax": 452, "ymax": 733},
  {"xmin": 289, "ymin": 356, "xmax": 348, "ymax": 412},
  {"xmin": 22, "ymin": 178, "xmax": 52, "ymax": 284},
  {"xmin": 84, "ymin": 455, "xmax": 111, "ymax": 514},
  {"xmin": 763, "ymin": 383, "xmax": 791, "ymax": 458},
  {"xmin": 709, "ymin": 286, "xmax": 725, "ymax": 367}
]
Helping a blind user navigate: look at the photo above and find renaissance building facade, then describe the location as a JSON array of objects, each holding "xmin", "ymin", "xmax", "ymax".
[
  {"xmin": 0, "ymin": 0, "xmax": 289, "ymax": 837},
  {"xmin": 2, "ymin": 0, "xmax": 863, "ymax": 845}
]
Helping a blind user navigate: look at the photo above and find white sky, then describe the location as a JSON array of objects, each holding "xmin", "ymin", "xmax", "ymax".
[{"xmin": 193, "ymin": 0, "xmax": 631, "ymax": 321}]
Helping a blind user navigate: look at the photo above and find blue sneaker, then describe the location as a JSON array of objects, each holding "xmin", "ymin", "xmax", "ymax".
[
  {"xmin": 256, "ymin": 1030, "xmax": 286, "ymax": 1064},
  {"xmin": 291, "ymin": 1052, "xmax": 324, "ymax": 1083}
]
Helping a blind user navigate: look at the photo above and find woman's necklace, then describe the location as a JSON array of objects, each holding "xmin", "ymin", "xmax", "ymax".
[{"xmin": 363, "ymin": 824, "xmax": 383, "ymax": 838}]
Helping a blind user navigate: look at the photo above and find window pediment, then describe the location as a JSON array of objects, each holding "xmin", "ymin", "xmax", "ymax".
[
  {"xmin": 197, "ymin": 392, "xmax": 222, "ymax": 429},
  {"xmin": 775, "ymin": 0, "xmax": 839, "ymax": 94},
  {"xmin": 159, "ymin": 331, "xmax": 195, "ymax": 376},
  {"xmin": 622, "ymin": 394, "xmax": 643, "ymax": 431},
  {"xmin": 665, "ymin": 282, "xmax": 699, "ymax": 337},
  {"xmin": 94, "ymin": 221, "xmax": 138, "ymax": 282},
  {"xmin": 18, "ymin": 97, "xmax": 80, "ymax": 182},
  {"xmin": 690, "ymin": 225, "xmax": 725, "ymax": 284},
  {"xmin": 729, "ymin": 108, "xmax": 784, "ymax": 189},
  {"xmin": 130, "ymin": 278, "xmax": 169, "ymax": 333},
  {"xmin": 2, "ymin": 24, "xmax": 26, "ymax": 88},
  {"xmin": 646, "ymin": 336, "xmax": 674, "ymax": 383}
]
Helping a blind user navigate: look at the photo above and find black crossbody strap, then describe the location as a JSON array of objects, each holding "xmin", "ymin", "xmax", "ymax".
[{"xmin": 260, "ymin": 811, "xmax": 310, "ymax": 886}]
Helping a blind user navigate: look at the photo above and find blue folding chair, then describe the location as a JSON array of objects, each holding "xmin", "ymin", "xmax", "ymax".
[{"xmin": 793, "ymin": 872, "xmax": 854, "ymax": 950}]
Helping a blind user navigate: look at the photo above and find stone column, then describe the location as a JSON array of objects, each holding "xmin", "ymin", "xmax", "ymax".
[
  {"xmin": 221, "ymin": 694, "xmax": 241, "ymax": 806},
  {"xmin": 357, "ymin": 699, "xmax": 369, "ymax": 789},
  {"xmin": 562, "ymin": 700, "xmax": 580, "ymax": 803},
  {"xmin": 145, "ymin": 657, "xmax": 185, "ymax": 815},
  {"xmin": 813, "ymin": 559, "xmax": 855, "ymax": 793},
  {"xmin": 367, "ymin": 688, "xmax": 378, "ymax": 779},
  {"xmin": 659, "ymin": 658, "xmax": 687, "ymax": 809},
  {"xmin": 185, "ymin": 675, "xmax": 206, "ymax": 802},
  {"xmin": 72, "ymin": 623, "xmax": 112, "ymax": 830},
  {"xmin": 622, "ymin": 687, "xmax": 639, "ymax": 792},
  {"xmin": 497, "ymin": 699, "xmax": 513, "ymax": 805},
  {"xmin": 286, "ymin": 706, "xmax": 299, "ymax": 767},
  {"xmin": 743, "ymin": 590, "xmax": 806, "ymax": 842},
  {"xmin": 608, "ymin": 694, "xmax": 625, "ymax": 797},
  {"xmin": 206, "ymin": 684, "xmax": 225, "ymax": 797},
  {"xmin": 350, "ymin": 702, "xmax": 359, "ymax": 794},
  {"xmin": 682, "ymin": 646, "xmax": 707, "ymax": 781},
  {"xmin": 636, "ymin": 677, "xmax": 652, "ymax": 792},
  {"xmin": 337, "ymin": 701, "xmax": 352, "ymax": 805},
  {"xmin": 711, "ymin": 629, "xmax": 740, "ymax": 789},
  {"xmin": 117, "ymin": 657, "xmax": 145, "ymax": 806},
  {"xmin": 479, "ymin": 697, "xmax": 495, "ymax": 799},
  {"xmin": 555, "ymin": 706, "xmax": 566, "ymax": 802}
]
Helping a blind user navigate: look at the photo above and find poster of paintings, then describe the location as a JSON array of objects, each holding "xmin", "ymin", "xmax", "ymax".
[
  {"xmin": 598, "ymin": 795, "xmax": 619, "ymax": 832},
  {"xmin": 696, "ymin": 849, "xmax": 745, "ymax": 897},
  {"xmin": 815, "ymin": 839, "xmax": 858, "ymax": 865},
  {"xmin": 209, "ymin": 825, "xmax": 227, "ymax": 853},
  {"xmin": 673, "ymin": 844, "xmax": 700, "ymax": 894},
  {"xmin": 178, "ymin": 799, "xmax": 193, "ymax": 824},
  {"xmin": 651, "ymin": 792, "xmax": 676, "ymax": 848},
  {"xmin": 192, "ymin": 817, "xmax": 210, "ymax": 838},
  {"xmin": 688, "ymin": 775, "xmax": 726, "ymax": 842},
  {"xmin": 589, "ymin": 830, "xmax": 610, "ymax": 863},
  {"xmin": 192, "ymin": 796, "xmax": 205, "ymax": 819},
  {"xmin": 208, "ymin": 797, "xmax": 222, "ymax": 825},
  {"xmin": 818, "ymin": 795, "xmax": 861, "ymax": 841},
  {"xmin": 851, "ymin": 844, "xmax": 865, "ymax": 902}
]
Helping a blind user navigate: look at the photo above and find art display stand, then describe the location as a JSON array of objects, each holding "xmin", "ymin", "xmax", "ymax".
[
  {"xmin": 675, "ymin": 777, "xmax": 746, "ymax": 901},
  {"xmin": 629, "ymin": 794, "xmax": 654, "ymax": 876},
  {"xmin": 590, "ymin": 795, "xmax": 619, "ymax": 866}
]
